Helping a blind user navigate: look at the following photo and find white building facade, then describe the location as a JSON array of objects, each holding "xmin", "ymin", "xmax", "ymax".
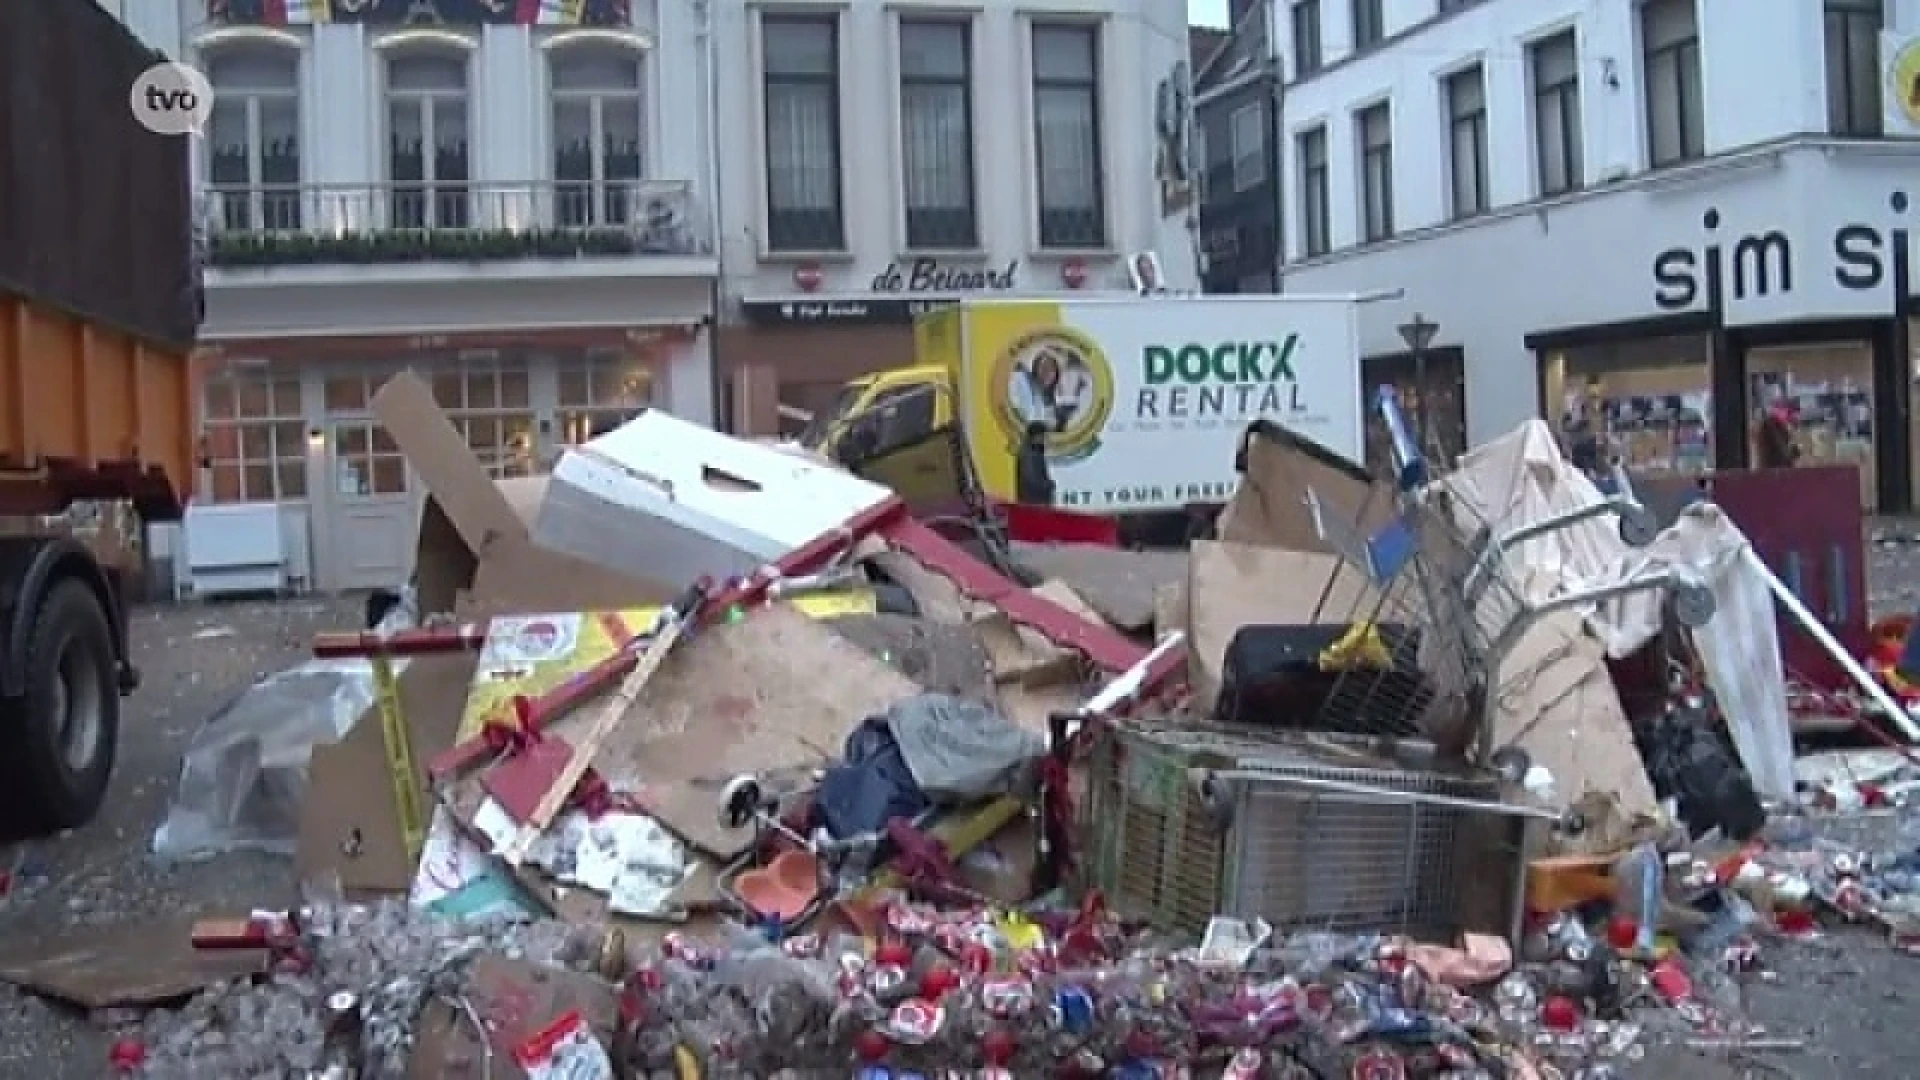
[
  {"xmin": 707, "ymin": 0, "xmax": 1202, "ymax": 434},
  {"xmin": 1273, "ymin": 0, "xmax": 1920, "ymax": 510},
  {"xmin": 100, "ymin": 0, "xmax": 719, "ymax": 591}
]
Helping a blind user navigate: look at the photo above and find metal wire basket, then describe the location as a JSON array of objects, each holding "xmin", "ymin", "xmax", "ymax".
[
  {"xmin": 1077, "ymin": 721, "xmax": 1531, "ymax": 940},
  {"xmin": 1302, "ymin": 389, "xmax": 1717, "ymax": 764}
]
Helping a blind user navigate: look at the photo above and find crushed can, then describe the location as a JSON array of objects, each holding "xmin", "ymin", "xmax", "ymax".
[
  {"xmin": 1350, "ymin": 1047, "xmax": 1406, "ymax": 1080},
  {"xmin": 1221, "ymin": 1049, "xmax": 1264, "ymax": 1080}
]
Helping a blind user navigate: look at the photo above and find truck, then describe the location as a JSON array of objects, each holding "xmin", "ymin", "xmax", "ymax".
[
  {"xmin": 800, "ymin": 295, "xmax": 1364, "ymax": 544},
  {"xmin": 0, "ymin": 2, "xmax": 198, "ymax": 831}
]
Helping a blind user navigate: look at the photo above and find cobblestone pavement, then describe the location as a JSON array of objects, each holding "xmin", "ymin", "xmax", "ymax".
[{"xmin": 0, "ymin": 521, "xmax": 1914, "ymax": 1077}]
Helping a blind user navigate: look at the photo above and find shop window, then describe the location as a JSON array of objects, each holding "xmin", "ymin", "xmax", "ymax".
[
  {"xmin": 427, "ymin": 352, "xmax": 536, "ymax": 477},
  {"xmin": 330, "ymin": 421, "xmax": 408, "ymax": 496},
  {"xmin": 1540, "ymin": 335, "xmax": 1712, "ymax": 477},
  {"xmin": 1362, "ymin": 352, "xmax": 1466, "ymax": 477},
  {"xmin": 558, "ymin": 348, "xmax": 656, "ymax": 448},
  {"xmin": 1747, "ymin": 342, "xmax": 1876, "ymax": 508},
  {"xmin": 202, "ymin": 369, "xmax": 307, "ymax": 503}
]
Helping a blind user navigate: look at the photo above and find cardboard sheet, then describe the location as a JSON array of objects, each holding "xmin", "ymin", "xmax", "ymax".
[
  {"xmin": 444, "ymin": 604, "xmax": 923, "ymax": 921},
  {"xmin": 1185, "ymin": 540, "xmax": 1376, "ymax": 709},
  {"xmin": 0, "ymin": 919, "xmax": 268, "ymax": 1008},
  {"xmin": 296, "ymin": 653, "xmax": 476, "ymax": 894},
  {"xmin": 1489, "ymin": 611, "xmax": 1657, "ymax": 816},
  {"xmin": 1216, "ymin": 421, "xmax": 1391, "ymax": 553}
]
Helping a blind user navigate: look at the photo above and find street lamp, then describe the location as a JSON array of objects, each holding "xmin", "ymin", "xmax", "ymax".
[{"xmin": 1397, "ymin": 313, "xmax": 1439, "ymax": 450}]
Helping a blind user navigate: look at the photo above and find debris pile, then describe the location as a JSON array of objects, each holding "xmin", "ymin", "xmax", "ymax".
[{"xmin": 8, "ymin": 375, "xmax": 1920, "ymax": 1077}]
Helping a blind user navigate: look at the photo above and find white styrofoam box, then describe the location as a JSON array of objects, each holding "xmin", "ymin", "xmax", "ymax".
[{"xmin": 532, "ymin": 410, "xmax": 892, "ymax": 589}]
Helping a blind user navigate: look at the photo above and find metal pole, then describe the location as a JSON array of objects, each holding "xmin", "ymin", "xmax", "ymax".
[
  {"xmin": 1746, "ymin": 547, "xmax": 1920, "ymax": 742},
  {"xmin": 1414, "ymin": 342, "xmax": 1431, "ymax": 451}
]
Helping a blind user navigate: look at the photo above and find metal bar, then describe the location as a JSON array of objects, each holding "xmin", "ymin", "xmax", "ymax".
[
  {"xmin": 1201, "ymin": 768, "xmax": 1568, "ymax": 824},
  {"xmin": 1747, "ymin": 546, "xmax": 1920, "ymax": 742},
  {"xmin": 1492, "ymin": 498, "xmax": 1640, "ymax": 552},
  {"xmin": 313, "ymin": 623, "xmax": 490, "ymax": 659}
]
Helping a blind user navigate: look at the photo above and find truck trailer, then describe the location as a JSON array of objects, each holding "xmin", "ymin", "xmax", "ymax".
[
  {"xmin": 802, "ymin": 295, "xmax": 1364, "ymax": 545},
  {"xmin": 0, "ymin": 2, "xmax": 198, "ymax": 831}
]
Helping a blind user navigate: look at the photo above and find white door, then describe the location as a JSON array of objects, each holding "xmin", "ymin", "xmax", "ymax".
[{"xmin": 322, "ymin": 418, "xmax": 414, "ymax": 591}]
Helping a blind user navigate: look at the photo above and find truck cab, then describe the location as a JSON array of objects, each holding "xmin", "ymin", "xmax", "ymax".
[{"xmin": 799, "ymin": 365, "xmax": 961, "ymax": 509}]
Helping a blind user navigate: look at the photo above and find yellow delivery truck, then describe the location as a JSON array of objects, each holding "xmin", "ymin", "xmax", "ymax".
[{"xmin": 801, "ymin": 295, "xmax": 1364, "ymax": 539}]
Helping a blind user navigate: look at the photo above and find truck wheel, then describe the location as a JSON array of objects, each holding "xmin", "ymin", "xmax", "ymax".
[{"xmin": 1, "ymin": 580, "xmax": 119, "ymax": 832}]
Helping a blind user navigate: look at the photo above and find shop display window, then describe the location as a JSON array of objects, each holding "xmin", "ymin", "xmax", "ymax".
[
  {"xmin": 1540, "ymin": 335, "xmax": 1713, "ymax": 478},
  {"xmin": 1746, "ymin": 342, "xmax": 1875, "ymax": 508}
]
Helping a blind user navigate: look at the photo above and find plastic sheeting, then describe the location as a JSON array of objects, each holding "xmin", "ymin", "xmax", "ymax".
[
  {"xmin": 1439, "ymin": 419, "xmax": 1795, "ymax": 801},
  {"xmin": 151, "ymin": 592, "xmax": 418, "ymax": 860},
  {"xmin": 149, "ymin": 657, "xmax": 394, "ymax": 860}
]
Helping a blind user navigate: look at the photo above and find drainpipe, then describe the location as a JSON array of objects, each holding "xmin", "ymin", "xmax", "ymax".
[
  {"xmin": 1266, "ymin": 55, "xmax": 1283, "ymax": 293},
  {"xmin": 695, "ymin": 0, "xmax": 728, "ymax": 430}
]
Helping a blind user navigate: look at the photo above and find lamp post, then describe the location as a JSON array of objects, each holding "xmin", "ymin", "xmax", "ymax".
[{"xmin": 1397, "ymin": 313, "xmax": 1439, "ymax": 451}]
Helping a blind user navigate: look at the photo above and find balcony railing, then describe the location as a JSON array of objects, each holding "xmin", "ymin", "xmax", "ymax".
[{"xmin": 202, "ymin": 180, "xmax": 711, "ymax": 268}]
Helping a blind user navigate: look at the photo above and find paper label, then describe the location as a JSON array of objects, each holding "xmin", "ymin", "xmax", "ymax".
[{"xmin": 512, "ymin": 1010, "xmax": 614, "ymax": 1080}]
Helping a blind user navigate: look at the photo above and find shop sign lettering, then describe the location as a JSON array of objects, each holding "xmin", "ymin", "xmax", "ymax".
[
  {"xmin": 871, "ymin": 258, "xmax": 1019, "ymax": 293},
  {"xmin": 1652, "ymin": 192, "xmax": 1916, "ymax": 310}
]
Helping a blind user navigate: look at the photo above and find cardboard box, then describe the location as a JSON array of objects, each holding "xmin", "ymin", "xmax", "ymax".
[
  {"xmin": 533, "ymin": 409, "xmax": 892, "ymax": 587},
  {"xmin": 371, "ymin": 373, "xmax": 672, "ymax": 615}
]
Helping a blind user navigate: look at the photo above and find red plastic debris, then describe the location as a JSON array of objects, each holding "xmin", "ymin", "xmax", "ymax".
[{"xmin": 108, "ymin": 1038, "xmax": 146, "ymax": 1071}]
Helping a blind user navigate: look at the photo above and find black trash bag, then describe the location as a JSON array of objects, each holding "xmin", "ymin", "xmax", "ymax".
[
  {"xmin": 1634, "ymin": 693, "xmax": 1766, "ymax": 842},
  {"xmin": 812, "ymin": 715, "xmax": 930, "ymax": 840}
]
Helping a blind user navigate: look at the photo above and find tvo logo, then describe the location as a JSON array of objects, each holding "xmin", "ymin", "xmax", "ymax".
[{"xmin": 130, "ymin": 62, "xmax": 214, "ymax": 136}]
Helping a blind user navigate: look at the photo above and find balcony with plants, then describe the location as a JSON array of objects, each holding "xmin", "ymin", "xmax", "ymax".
[{"xmin": 203, "ymin": 177, "xmax": 712, "ymax": 269}]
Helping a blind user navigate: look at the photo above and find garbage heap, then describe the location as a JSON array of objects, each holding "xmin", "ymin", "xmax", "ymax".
[{"xmin": 16, "ymin": 377, "xmax": 1875, "ymax": 1078}]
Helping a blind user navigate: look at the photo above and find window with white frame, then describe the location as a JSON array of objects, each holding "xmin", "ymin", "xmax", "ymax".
[
  {"xmin": 205, "ymin": 45, "xmax": 302, "ymax": 233},
  {"xmin": 319, "ymin": 374, "xmax": 405, "ymax": 498},
  {"xmin": 550, "ymin": 43, "xmax": 644, "ymax": 228},
  {"xmin": 1444, "ymin": 64, "xmax": 1488, "ymax": 218},
  {"xmin": 1530, "ymin": 30, "xmax": 1582, "ymax": 196},
  {"xmin": 1357, "ymin": 103, "xmax": 1392, "ymax": 242},
  {"xmin": 899, "ymin": 20, "xmax": 977, "ymax": 249},
  {"xmin": 429, "ymin": 353, "xmax": 535, "ymax": 478},
  {"xmin": 1351, "ymin": 0, "xmax": 1384, "ymax": 50},
  {"xmin": 385, "ymin": 49, "xmax": 472, "ymax": 228},
  {"xmin": 762, "ymin": 14, "xmax": 845, "ymax": 252},
  {"xmin": 1826, "ymin": 0, "xmax": 1884, "ymax": 136},
  {"xmin": 1641, "ymin": 0, "xmax": 1703, "ymax": 167},
  {"xmin": 202, "ymin": 369, "xmax": 306, "ymax": 503},
  {"xmin": 1230, "ymin": 104, "xmax": 1265, "ymax": 191},
  {"xmin": 1291, "ymin": 0, "xmax": 1322, "ymax": 77},
  {"xmin": 1298, "ymin": 125, "xmax": 1329, "ymax": 257},
  {"xmin": 1031, "ymin": 23, "xmax": 1106, "ymax": 249},
  {"xmin": 557, "ymin": 349, "xmax": 655, "ymax": 448}
]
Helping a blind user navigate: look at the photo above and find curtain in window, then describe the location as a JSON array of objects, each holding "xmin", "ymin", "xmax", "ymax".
[
  {"xmin": 902, "ymin": 83, "xmax": 972, "ymax": 244},
  {"xmin": 766, "ymin": 84, "xmax": 837, "ymax": 217},
  {"xmin": 1036, "ymin": 88, "xmax": 1099, "ymax": 234}
]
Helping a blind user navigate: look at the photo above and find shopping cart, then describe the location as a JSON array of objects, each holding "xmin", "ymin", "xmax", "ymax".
[{"xmin": 1301, "ymin": 386, "xmax": 1717, "ymax": 765}]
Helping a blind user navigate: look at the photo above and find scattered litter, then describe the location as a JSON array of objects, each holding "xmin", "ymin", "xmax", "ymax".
[{"xmin": 21, "ymin": 374, "xmax": 1920, "ymax": 1076}]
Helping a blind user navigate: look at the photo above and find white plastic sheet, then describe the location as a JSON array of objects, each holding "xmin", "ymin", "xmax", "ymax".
[{"xmin": 1438, "ymin": 419, "xmax": 1795, "ymax": 800}]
